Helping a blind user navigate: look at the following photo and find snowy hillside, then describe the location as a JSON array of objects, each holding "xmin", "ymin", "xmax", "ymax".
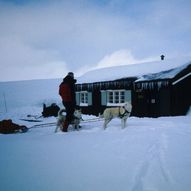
[{"xmin": 0, "ymin": 79, "xmax": 61, "ymax": 112}]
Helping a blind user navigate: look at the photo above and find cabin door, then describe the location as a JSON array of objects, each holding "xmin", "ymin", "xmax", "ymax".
[{"xmin": 134, "ymin": 90, "xmax": 149, "ymax": 117}]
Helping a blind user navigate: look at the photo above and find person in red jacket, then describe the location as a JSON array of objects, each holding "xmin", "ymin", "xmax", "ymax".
[{"xmin": 59, "ymin": 72, "xmax": 77, "ymax": 132}]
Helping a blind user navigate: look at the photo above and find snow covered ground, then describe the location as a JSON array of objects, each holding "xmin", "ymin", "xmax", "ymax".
[{"xmin": 0, "ymin": 106, "xmax": 191, "ymax": 191}]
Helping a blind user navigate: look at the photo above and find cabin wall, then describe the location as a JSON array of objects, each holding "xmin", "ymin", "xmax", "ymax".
[
  {"xmin": 158, "ymin": 88, "xmax": 171, "ymax": 116},
  {"xmin": 80, "ymin": 89, "xmax": 106, "ymax": 116},
  {"xmin": 132, "ymin": 89, "xmax": 148, "ymax": 117},
  {"xmin": 133, "ymin": 81, "xmax": 171, "ymax": 117},
  {"xmin": 76, "ymin": 79, "xmax": 135, "ymax": 116},
  {"xmin": 171, "ymin": 75, "xmax": 191, "ymax": 115}
]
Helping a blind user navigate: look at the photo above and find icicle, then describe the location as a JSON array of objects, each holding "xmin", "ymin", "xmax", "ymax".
[
  {"xmin": 157, "ymin": 81, "xmax": 162, "ymax": 90},
  {"xmin": 88, "ymin": 83, "xmax": 91, "ymax": 91}
]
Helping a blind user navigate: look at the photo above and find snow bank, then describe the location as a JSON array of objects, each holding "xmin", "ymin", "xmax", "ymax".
[{"xmin": 0, "ymin": 79, "xmax": 61, "ymax": 112}]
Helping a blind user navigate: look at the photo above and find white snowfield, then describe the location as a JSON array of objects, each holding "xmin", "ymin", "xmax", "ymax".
[{"xmin": 0, "ymin": 107, "xmax": 191, "ymax": 191}]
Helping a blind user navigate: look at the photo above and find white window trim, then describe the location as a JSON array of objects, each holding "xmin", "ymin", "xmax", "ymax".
[
  {"xmin": 80, "ymin": 103, "xmax": 88, "ymax": 106},
  {"xmin": 107, "ymin": 103, "xmax": 125, "ymax": 106},
  {"xmin": 172, "ymin": 72, "xmax": 191, "ymax": 85}
]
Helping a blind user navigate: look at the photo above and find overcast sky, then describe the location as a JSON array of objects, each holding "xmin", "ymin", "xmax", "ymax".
[{"xmin": 0, "ymin": 0, "xmax": 191, "ymax": 81}]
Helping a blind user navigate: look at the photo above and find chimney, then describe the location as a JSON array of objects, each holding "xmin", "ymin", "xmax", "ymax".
[{"xmin": 160, "ymin": 55, "xmax": 165, "ymax": 60}]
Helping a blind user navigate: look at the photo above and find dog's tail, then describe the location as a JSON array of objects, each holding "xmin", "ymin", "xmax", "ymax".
[
  {"xmin": 98, "ymin": 113, "xmax": 104, "ymax": 118},
  {"xmin": 58, "ymin": 108, "xmax": 65, "ymax": 117}
]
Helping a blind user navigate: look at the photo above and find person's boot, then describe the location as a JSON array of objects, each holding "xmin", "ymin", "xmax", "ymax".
[{"xmin": 62, "ymin": 120, "xmax": 68, "ymax": 132}]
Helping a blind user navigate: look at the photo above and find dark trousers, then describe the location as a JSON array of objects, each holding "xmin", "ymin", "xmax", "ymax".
[{"xmin": 62, "ymin": 101, "xmax": 75, "ymax": 123}]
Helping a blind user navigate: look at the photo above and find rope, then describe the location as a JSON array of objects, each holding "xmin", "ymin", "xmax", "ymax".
[
  {"xmin": 81, "ymin": 117, "xmax": 104, "ymax": 123},
  {"xmin": 30, "ymin": 122, "xmax": 56, "ymax": 129},
  {"xmin": 29, "ymin": 117, "xmax": 103, "ymax": 129}
]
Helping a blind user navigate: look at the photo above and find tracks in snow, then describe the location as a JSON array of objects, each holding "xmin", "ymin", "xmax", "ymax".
[{"xmin": 131, "ymin": 128, "xmax": 174, "ymax": 191}]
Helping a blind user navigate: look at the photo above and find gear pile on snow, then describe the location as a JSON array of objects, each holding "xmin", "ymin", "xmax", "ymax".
[
  {"xmin": 0, "ymin": 119, "xmax": 28, "ymax": 134},
  {"xmin": 42, "ymin": 103, "xmax": 60, "ymax": 117}
]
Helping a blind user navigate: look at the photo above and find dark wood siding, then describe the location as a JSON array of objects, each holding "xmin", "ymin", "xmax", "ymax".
[
  {"xmin": 159, "ymin": 88, "xmax": 171, "ymax": 116},
  {"xmin": 171, "ymin": 75, "xmax": 191, "ymax": 115},
  {"xmin": 76, "ymin": 78, "xmax": 136, "ymax": 116},
  {"xmin": 133, "ymin": 81, "xmax": 171, "ymax": 117}
]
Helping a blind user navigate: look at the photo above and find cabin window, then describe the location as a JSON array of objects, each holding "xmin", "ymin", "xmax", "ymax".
[
  {"xmin": 108, "ymin": 90, "xmax": 125, "ymax": 104},
  {"xmin": 76, "ymin": 91, "xmax": 92, "ymax": 106},
  {"xmin": 81, "ymin": 92, "xmax": 88, "ymax": 105},
  {"xmin": 101, "ymin": 90, "xmax": 131, "ymax": 106}
]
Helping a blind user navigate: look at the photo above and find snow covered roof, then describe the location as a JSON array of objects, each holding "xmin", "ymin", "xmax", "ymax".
[
  {"xmin": 136, "ymin": 61, "xmax": 191, "ymax": 82},
  {"xmin": 77, "ymin": 57, "xmax": 191, "ymax": 84}
]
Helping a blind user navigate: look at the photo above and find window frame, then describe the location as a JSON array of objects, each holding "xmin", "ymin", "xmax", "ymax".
[
  {"xmin": 106, "ymin": 89, "xmax": 126, "ymax": 106},
  {"xmin": 79, "ymin": 91, "xmax": 88, "ymax": 106},
  {"xmin": 76, "ymin": 91, "xmax": 92, "ymax": 107}
]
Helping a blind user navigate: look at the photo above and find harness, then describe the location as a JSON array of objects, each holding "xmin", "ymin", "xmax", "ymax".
[
  {"xmin": 118, "ymin": 107, "xmax": 131, "ymax": 119},
  {"xmin": 73, "ymin": 116, "xmax": 82, "ymax": 120}
]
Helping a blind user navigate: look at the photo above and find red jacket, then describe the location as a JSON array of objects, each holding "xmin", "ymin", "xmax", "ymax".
[{"xmin": 59, "ymin": 83, "xmax": 72, "ymax": 102}]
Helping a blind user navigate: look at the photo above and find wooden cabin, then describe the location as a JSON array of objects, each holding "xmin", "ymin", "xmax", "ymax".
[
  {"xmin": 134, "ymin": 63, "xmax": 191, "ymax": 117},
  {"xmin": 75, "ymin": 59, "xmax": 191, "ymax": 117}
]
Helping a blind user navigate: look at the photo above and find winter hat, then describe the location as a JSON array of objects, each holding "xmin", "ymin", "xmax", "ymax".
[{"xmin": 68, "ymin": 72, "xmax": 74, "ymax": 78}]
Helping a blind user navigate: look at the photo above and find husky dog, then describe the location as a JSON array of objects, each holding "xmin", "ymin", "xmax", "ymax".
[
  {"xmin": 101, "ymin": 102, "xmax": 132, "ymax": 129},
  {"xmin": 55, "ymin": 109, "xmax": 82, "ymax": 132}
]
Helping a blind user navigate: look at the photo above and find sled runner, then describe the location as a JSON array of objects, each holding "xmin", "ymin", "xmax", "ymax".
[{"xmin": 20, "ymin": 118, "xmax": 43, "ymax": 122}]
